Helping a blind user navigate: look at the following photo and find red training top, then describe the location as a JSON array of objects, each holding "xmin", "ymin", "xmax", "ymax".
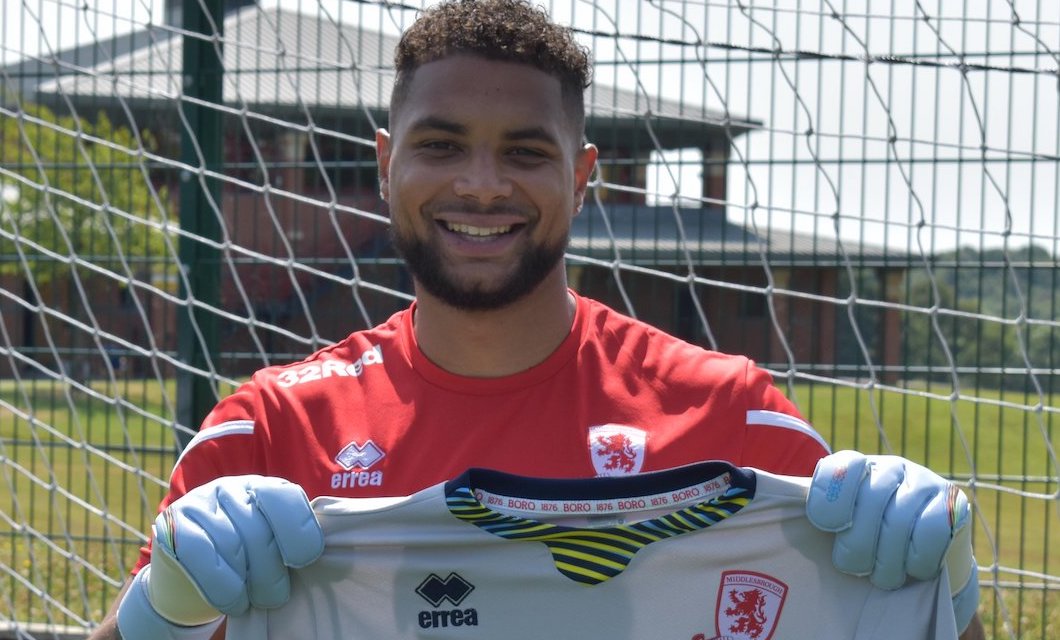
[{"xmin": 134, "ymin": 292, "xmax": 829, "ymax": 572}]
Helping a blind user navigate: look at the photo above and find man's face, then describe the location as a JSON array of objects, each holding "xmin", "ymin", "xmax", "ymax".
[{"xmin": 376, "ymin": 55, "xmax": 597, "ymax": 310}]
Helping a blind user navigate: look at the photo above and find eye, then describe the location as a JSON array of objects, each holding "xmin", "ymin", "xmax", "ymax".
[
  {"xmin": 418, "ymin": 140, "xmax": 461, "ymax": 155},
  {"xmin": 507, "ymin": 147, "xmax": 549, "ymax": 162}
]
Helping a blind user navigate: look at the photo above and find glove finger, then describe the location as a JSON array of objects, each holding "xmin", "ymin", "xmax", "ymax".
[
  {"xmin": 907, "ymin": 482, "xmax": 969, "ymax": 582},
  {"xmin": 832, "ymin": 456, "xmax": 904, "ymax": 576},
  {"xmin": 869, "ymin": 464, "xmax": 943, "ymax": 590},
  {"xmin": 218, "ymin": 479, "xmax": 291, "ymax": 610},
  {"xmin": 252, "ymin": 477, "xmax": 325, "ymax": 569},
  {"xmin": 163, "ymin": 488, "xmax": 250, "ymax": 615},
  {"xmin": 807, "ymin": 450, "xmax": 871, "ymax": 532}
]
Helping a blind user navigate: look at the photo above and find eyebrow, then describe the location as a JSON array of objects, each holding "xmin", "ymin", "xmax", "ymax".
[
  {"xmin": 503, "ymin": 126, "xmax": 560, "ymax": 147},
  {"xmin": 407, "ymin": 116, "xmax": 466, "ymax": 136},
  {"xmin": 406, "ymin": 117, "xmax": 560, "ymax": 147}
]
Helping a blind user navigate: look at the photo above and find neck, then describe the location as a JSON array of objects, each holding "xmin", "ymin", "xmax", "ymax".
[{"xmin": 412, "ymin": 273, "xmax": 576, "ymax": 377}]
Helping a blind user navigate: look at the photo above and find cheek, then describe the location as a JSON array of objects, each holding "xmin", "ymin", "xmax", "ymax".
[
  {"xmin": 390, "ymin": 163, "xmax": 449, "ymax": 202},
  {"xmin": 532, "ymin": 179, "xmax": 579, "ymax": 223},
  {"xmin": 383, "ymin": 176, "xmax": 417, "ymax": 228},
  {"xmin": 522, "ymin": 167, "xmax": 575, "ymax": 201},
  {"xmin": 386, "ymin": 170, "xmax": 425, "ymax": 211}
]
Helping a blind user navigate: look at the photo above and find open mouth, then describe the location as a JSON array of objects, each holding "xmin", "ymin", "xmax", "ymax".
[{"xmin": 441, "ymin": 221, "xmax": 523, "ymax": 239}]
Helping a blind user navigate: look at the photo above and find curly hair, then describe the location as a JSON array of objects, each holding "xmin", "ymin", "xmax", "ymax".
[{"xmin": 390, "ymin": 0, "xmax": 592, "ymax": 131}]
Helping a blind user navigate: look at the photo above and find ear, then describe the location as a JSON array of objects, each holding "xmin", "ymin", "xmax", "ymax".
[
  {"xmin": 375, "ymin": 129, "xmax": 392, "ymax": 202},
  {"xmin": 572, "ymin": 143, "xmax": 598, "ymax": 215}
]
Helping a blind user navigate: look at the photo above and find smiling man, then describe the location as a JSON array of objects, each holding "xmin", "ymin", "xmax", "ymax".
[
  {"xmin": 380, "ymin": 53, "xmax": 596, "ymax": 310},
  {"xmin": 377, "ymin": 52, "xmax": 597, "ymax": 374},
  {"xmin": 92, "ymin": 2, "xmax": 982, "ymax": 639}
]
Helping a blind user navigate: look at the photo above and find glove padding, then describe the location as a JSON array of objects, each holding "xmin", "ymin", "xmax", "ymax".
[
  {"xmin": 807, "ymin": 450, "xmax": 977, "ymax": 631},
  {"xmin": 147, "ymin": 475, "xmax": 324, "ymax": 622}
]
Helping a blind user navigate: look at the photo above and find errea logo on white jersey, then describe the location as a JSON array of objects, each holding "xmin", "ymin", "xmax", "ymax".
[{"xmin": 276, "ymin": 345, "xmax": 383, "ymax": 388}]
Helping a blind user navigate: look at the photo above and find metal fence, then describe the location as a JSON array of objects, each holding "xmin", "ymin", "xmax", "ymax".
[{"xmin": 1, "ymin": 1, "xmax": 1057, "ymax": 638}]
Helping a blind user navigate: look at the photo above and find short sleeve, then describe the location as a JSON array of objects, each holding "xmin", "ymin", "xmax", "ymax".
[
  {"xmin": 131, "ymin": 381, "xmax": 267, "ymax": 574},
  {"xmin": 739, "ymin": 362, "xmax": 830, "ymax": 476}
]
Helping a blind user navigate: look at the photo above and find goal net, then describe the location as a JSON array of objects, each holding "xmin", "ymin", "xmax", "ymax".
[{"xmin": 1, "ymin": 0, "xmax": 1057, "ymax": 637}]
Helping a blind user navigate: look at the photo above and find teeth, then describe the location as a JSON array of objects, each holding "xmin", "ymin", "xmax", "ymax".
[{"xmin": 445, "ymin": 222, "xmax": 513, "ymax": 237}]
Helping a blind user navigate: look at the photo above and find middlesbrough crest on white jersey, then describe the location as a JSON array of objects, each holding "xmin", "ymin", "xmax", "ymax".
[
  {"xmin": 587, "ymin": 424, "xmax": 646, "ymax": 476},
  {"xmin": 713, "ymin": 570, "xmax": 787, "ymax": 640}
]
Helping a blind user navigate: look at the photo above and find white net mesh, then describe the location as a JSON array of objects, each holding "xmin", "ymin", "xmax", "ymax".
[{"xmin": 1, "ymin": 1, "xmax": 1057, "ymax": 637}]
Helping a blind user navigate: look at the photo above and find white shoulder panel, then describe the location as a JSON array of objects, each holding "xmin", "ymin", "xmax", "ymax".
[
  {"xmin": 173, "ymin": 420, "xmax": 255, "ymax": 470},
  {"xmin": 746, "ymin": 410, "xmax": 831, "ymax": 453}
]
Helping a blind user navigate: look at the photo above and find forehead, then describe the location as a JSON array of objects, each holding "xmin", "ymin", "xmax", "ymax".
[{"xmin": 391, "ymin": 55, "xmax": 572, "ymax": 139}]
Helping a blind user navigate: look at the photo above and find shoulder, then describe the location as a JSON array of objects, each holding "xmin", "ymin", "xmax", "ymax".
[
  {"xmin": 576, "ymin": 294, "xmax": 828, "ymax": 472},
  {"xmin": 579, "ymin": 294, "xmax": 757, "ymax": 384},
  {"xmin": 174, "ymin": 311, "xmax": 410, "ymax": 471},
  {"xmin": 192, "ymin": 308, "xmax": 409, "ymax": 434},
  {"xmin": 246, "ymin": 308, "xmax": 408, "ymax": 393}
]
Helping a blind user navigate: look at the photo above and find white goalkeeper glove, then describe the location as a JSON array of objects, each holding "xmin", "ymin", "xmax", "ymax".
[
  {"xmin": 116, "ymin": 475, "xmax": 325, "ymax": 640},
  {"xmin": 806, "ymin": 450, "xmax": 978, "ymax": 633}
]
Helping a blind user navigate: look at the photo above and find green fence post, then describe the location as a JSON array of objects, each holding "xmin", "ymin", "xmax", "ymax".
[{"xmin": 176, "ymin": 0, "xmax": 224, "ymax": 450}]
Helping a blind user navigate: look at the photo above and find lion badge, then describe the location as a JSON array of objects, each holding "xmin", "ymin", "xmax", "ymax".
[
  {"xmin": 714, "ymin": 571, "xmax": 788, "ymax": 640},
  {"xmin": 587, "ymin": 424, "xmax": 646, "ymax": 476}
]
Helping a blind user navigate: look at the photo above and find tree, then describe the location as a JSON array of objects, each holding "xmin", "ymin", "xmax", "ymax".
[
  {"xmin": 1, "ymin": 102, "xmax": 168, "ymax": 282},
  {"xmin": 902, "ymin": 246, "xmax": 1060, "ymax": 391},
  {"xmin": 1, "ymin": 101, "xmax": 171, "ymax": 375}
]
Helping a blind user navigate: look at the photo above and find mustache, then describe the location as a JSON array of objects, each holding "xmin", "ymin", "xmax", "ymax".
[{"xmin": 422, "ymin": 201, "xmax": 532, "ymax": 217}]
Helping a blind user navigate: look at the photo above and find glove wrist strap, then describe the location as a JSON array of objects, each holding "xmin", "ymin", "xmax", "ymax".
[
  {"xmin": 943, "ymin": 518, "xmax": 974, "ymax": 596},
  {"xmin": 945, "ymin": 520, "xmax": 977, "ymax": 633},
  {"xmin": 148, "ymin": 535, "xmax": 223, "ymax": 625},
  {"xmin": 949, "ymin": 559, "xmax": 979, "ymax": 634},
  {"xmin": 117, "ymin": 568, "xmax": 223, "ymax": 640}
]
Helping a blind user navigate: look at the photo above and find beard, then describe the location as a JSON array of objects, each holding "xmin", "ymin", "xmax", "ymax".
[{"xmin": 389, "ymin": 222, "xmax": 567, "ymax": 312}]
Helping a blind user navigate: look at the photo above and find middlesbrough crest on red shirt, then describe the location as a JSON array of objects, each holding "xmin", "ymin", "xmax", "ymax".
[{"xmin": 587, "ymin": 424, "xmax": 646, "ymax": 476}]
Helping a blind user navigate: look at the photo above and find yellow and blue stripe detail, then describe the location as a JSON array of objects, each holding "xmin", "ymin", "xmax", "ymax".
[{"xmin": 445, "ymin": 482, "xmax": 751, "ymax": 585}]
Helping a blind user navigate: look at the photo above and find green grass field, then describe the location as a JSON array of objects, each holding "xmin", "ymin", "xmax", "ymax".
[{"xmin": 1, "ymin": 378, "xmax": 1057, "ymax": 637}]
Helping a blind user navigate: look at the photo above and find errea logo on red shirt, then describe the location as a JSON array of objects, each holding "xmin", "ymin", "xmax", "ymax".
[
  {"xmin": 276, "ymin": 345, "xmax": 383, "ymax": 388},
  {"xmin": 332, "ymin": 439, "xmax": 386, "ymax": 490}
]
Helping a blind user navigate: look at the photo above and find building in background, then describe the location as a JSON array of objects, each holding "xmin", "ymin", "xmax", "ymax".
[{"xmin": 2, "ymin": 2, "xmax": 906, "ymax": 378}]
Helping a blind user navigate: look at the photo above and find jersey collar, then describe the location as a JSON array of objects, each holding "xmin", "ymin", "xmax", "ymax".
[{"xmin": 443, "ymin": 461, "xmax": 756, "ymax": 584}]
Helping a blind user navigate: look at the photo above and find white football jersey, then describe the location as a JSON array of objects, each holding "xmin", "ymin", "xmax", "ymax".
[{"xmin": 226, "ymin": 461, "xmax": 958, "ymax": 639}]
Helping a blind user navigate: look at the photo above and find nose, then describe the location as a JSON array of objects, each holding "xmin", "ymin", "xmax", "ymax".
[{"xmin": 453, "ymin": 149, "xmax": 512, "ymax": 202}]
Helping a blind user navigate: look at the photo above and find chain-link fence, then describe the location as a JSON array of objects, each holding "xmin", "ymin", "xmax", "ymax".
[{"xmin": 1, "ymin": 1, "xmax": 1057, "ymax": 638}]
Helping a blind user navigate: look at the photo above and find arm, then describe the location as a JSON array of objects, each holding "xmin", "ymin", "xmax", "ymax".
[
  {"xmin": 102, "ymin": 475, "xmax": 322, "ymax": 640},
  {"xmin": 95, "ymin": 378, "xmax": 310, "ymax": 639},
  {"xmin": 741, "ymin": 365, "xmax": 979, "ymax": 634},
  {"xmin": 960, "ymin": 615, "xmax": 986, "ymax": 640},
  {"xmin": 739, "ymin": 360, "xmax": 831, "ymax": 476},
  {"xmin": 91, "ymin": 578, "xmax": 227, "ymax": 640},
  {"xmin": 88, "ymin": 577, "xmax": 129, "ymax": 640}
]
